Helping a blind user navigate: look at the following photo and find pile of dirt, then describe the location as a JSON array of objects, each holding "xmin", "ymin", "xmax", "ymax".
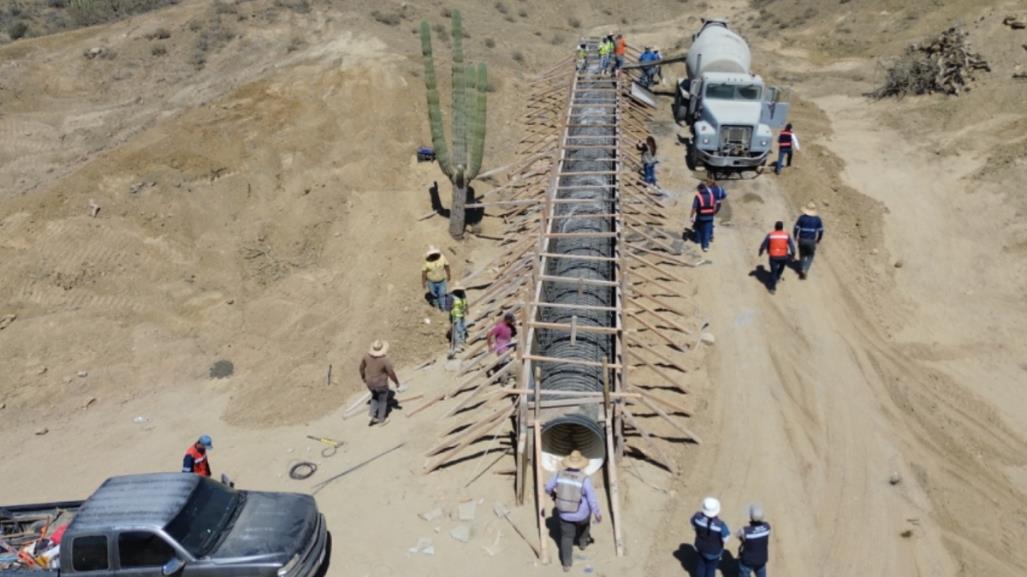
[{"xmin": 869, "ymin": 26, "xmax": 991, "ymax": 98}]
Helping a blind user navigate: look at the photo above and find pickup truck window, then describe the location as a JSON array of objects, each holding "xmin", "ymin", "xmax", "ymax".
[
  {"xmin": 118, "ymin": 532, "xmax": 175, "ymax": 568},
  {"xmin": 72, "ymin": 536, "xmax": 109, "ymax": 571},
  {"xmin": 164, "ymin": 480, "xmax": 239, "ymax": 558}
]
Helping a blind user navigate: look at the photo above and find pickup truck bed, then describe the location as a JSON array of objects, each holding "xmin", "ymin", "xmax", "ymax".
[{"xmin": 0, "ymin": 502, "xmax": 81, "ymax": 571}]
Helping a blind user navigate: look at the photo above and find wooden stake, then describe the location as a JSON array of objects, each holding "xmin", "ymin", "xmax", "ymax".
[
  {"xmin": 621, "ymin": 407, "xmax": 678, "ymax": 474},
  {"xmin": 533, "ymin": 420, "xmax": 549, "ymax": 565}
]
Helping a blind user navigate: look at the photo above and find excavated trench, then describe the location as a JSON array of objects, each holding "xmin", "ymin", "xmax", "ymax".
[{"xmin": 537, "ymin": 71, "xmax": 619, "ymax": 475}]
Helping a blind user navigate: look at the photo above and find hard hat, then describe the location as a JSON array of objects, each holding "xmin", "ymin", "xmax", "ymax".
[
  {"xmin": 425, "ymin": 246, "xmax": 442, "ymax": 258},
  {"xmin": 701, "ymin": 497, "xmax": 720, "ymax": 517},
  {"xmin": 749, "ymin": 504, "xmax": 764, "ymax": 522},
  {"xmin": 198, "ymin": 435, "xmax": 213, "ymax": 449}
]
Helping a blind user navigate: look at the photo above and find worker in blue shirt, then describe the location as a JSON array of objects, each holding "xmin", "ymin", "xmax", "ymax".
[
  {"xmin": 737, "ymin": 505, "xmax": 772, "ymax": 577},
  {"xmin": 545, "ymin": 450, "xmax": 601, "ymax": 573},
  {"xmin": 691, "ymin": 497, "xmax": 730, "ymax": 577},
  {"xmin": 792, "ymin": 202, "xmax": 824, "ymax": 279},
  {"xmin": 638, "ymin": 46, "xmax": 660, "ymax": 88}
]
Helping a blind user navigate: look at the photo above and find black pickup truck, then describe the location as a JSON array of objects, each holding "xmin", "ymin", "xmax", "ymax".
[{"xmin": 0, "ymin": 473, "xmax": 329, "ymax": 577}]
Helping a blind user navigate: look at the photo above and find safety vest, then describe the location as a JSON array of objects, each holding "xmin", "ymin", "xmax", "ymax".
[
  {"xmin": 554, "ymin": 470, "xmax": 586, "ymax": 514},
  {"xmin": 768, "ymin": 231, "xmax": 791, "ymax": 258},
  {"xmin": 692, "ymin": 512, "xmax": 726, "ymax": 557},
  {"xmin": 615, "ymin": 38, "xmax": 626, "ymax": 56},
  {"xmin": 598, "ymin": 42, "xmax": 612, "ymax": 56},
  {"xmin": 424, "ymin": 257, "xmax": 447, "ymax": 282},
  {"xmin": 778, "ymin": 129, "xmax": 793, "ymax": 148},
  {"xmin": 695, "ymin": 188, "xmax": 717, "ymax": 216},
  {"xmin": 739, "ymin": 522, "xmax": 772, "ymax": 567},
  {"xmin": 185, "ymin": 446, "xmax": 211, "ymax": 477},
  {"xmin": 577, "ymin": 48, "xmax": 586, "ymax": 59},
  {"xmin": 451, "ymin": 296, "xmax": 467, "ymax": 320}
]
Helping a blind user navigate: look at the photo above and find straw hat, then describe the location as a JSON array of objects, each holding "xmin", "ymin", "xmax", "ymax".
[
  {"xmin": 425, "ymin": 246, "xmax": 442, "ymax": 258},
  {"xmin": 802, "ymin": 202, "xmax": 818, "ymax": 216},
  {"xmin": 368, "ymin": 340, "xmax": 389, "ymax": 357},
  {"xmin": 450, "ymin": 283, "xmax": 466, "ymax": 294},
  {"xmin": 701, "ymin": 496, "xmax": 721, "ymax": 517},
  {"xmin": 562, "ymin": 450, "xmax": 589, "ymax": 470}
]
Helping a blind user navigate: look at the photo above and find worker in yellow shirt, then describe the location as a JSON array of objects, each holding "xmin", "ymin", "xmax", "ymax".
[
  {"xmin": 421, "ymin": 246, "xmax": 451, "ymax": 310},
  {"xmin": 449, "ymin": 284, "xmax": 469, "ymax": 357}
]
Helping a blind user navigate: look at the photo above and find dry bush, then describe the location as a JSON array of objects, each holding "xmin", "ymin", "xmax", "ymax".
[
  {"xmin": 568, "ymin": 16, "xmax": 581, "ymax": 29},
  {"xmin": 512, "ymin": 50, "xmax": 524, "ymax": 64},
  {"xmin": 518, "ymin": 8, "xmax": 527, "ymax": 18},
  {"xmin": 371, "ymin": 10, "xmax": 401, "ymax": 26},
  {"xmin": 69, "ymin": 0, "xmax": 180, "ymax": 26},
  {"xmin": 494, "ymin": 2, "xmax": 508, "ymax": 15},
  {"xmin": 273, "ymin": 0, "xmax": 309, "ymax": 14},
  {"xmin": 869, "ymin": 26, "xmax": 990, "ymax": 98},
  {"xmin": 484, "ymin": 37, "xmax": 495, "ymax": 48},
  {"xmin": 150, "ymin": 44, "xmax": 166, "ymax": 56},
  {"xmin": 7, "ymin": 20, "xmax": 29, "ymax": 40}
]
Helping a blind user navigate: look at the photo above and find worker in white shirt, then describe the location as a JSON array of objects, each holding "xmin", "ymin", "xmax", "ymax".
[{"xmin": 774, "ymin": 123, "xmax": 800, "ymax": 175}]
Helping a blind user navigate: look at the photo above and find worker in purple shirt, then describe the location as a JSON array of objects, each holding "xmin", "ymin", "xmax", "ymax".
[{"xmin": 545, "ymin": 450, "xmax": 601, "ymax": 573}]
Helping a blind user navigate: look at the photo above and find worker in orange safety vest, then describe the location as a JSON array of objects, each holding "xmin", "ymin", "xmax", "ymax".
[
  {"xmin": 182, "ymin": 435, "xmax": 213, "ymax": 477},
  {"xmin": 757, "ymin": 221, "xmax": 795, "ymax": 294}
]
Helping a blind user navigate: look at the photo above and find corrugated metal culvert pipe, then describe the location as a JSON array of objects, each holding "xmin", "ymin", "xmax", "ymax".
[{"xmin": 537, "ymin": 73, "xmax": 617, "ymax": 476}]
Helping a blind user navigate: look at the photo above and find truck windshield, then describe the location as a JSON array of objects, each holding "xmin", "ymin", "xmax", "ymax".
[
  {"xmin": 705, "ymin": 83, "xmax": 763, "ymax": 101},
  {"xmin": 164, "ymin": 480, "xmax": 240, "ymax": 558}
]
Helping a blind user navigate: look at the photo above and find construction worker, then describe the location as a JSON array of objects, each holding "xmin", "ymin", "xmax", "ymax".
[
  {"xmin": 486, "ymin": 311, "xmax": 517, "ymax": 379},
  {"xmin": 360, "ymin": 340, "xmax": 401, "ymax": 426},
  {"xmin": 652, "ymin": 47, "xmax": 664, "ymax": 83},
  {"xmin": 758, "ymin": 221, "xmax": 796, "ymax": 294},
  {"xmin": 638, "ymin": 46, "xmax": 659, "ymax": 88},
  {"xmin": 793, "ymin": 202, "xmax": 824, "ymax": 279},
  {"xmin": 576, "ymin": 42, "xmax": 587, "ymax": 71},
  {"xmin": 774, "ymin": 123, "xmax": 800, "ymax": 175},
  {"xmin": 637, "ymin": 136, "xmax": 658, "ymax": 186},
  {"xmin": 544, "ymin": 450, "xmax": 601, "ymax": 573},
  {"xmin": 702, "ymin": 177, "xmax": 727, "ymax": 242},
  {"xmin": 182, "ymin": 435, "xmax": 213, "ymax": 477},
  {"xmin": 737, "ymin": 505, "xmax": 772, "ymax": 577},
  {"xmin": 690, "ymin": 182, "xmax": 719, "ymax": 252},
  {"xmin": 691, "ymin": 497, "xmax": 730, "ymax": 577},
  {"xmin": 613, "ymin": 34, "xmax": 626, "ymax": 71},
  {"xmin": 598, "ymin": 35, "xmax": 613, "ymax": 75},
  {"xmin": 421, "ymin": 246, "xmax": 451, "ymax": 310},
  {"xmin": 448, "ymin": 284, "xmax": 469, "ymax": 356}
]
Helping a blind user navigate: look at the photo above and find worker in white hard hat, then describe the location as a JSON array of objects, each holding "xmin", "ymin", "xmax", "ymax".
[
  {"xmin": 691, "ymin": 497, "xmax": 731, "ymax": 577},
  {"xmin": 736, "ymin": 504, "xmax": 772, "ymax": 577}
]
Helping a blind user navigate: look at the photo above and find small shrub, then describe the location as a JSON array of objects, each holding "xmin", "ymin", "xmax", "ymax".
[
  {"xmin": 147, "ymin": 27, "xmax": 171, "ymax": 39},
  {"xmin": 432, "ymin": 22, "xmax": 446, "ymax": 38},
  {"xmin": 287, "ymin": 37, "xmax": 304, "ymax": 52},
  {"xmin": 7, "ymin": 21, "xmax": 29, "ymax": 40},
  {"xmin": 273, "ymin": 0, "xmax": 310, "ymax": 14},
  {"xmin": 47, "ymin": 0, "xmax": 68, "ymax": 8},
  {"xmin": 568, "ymin": 16, "xmax": 581, "ymax": 29},
  {"xmin": 151, "ymin": 44, "xmax": 167, "ymax": 56},
  {"xmin": 512, "ymin": 50, "xmax": 524, "ymax": 64},
  {"xmin": 371, "ymin": 10, "xmax": 401, "ymax": 26},
  {"xmin": 518, "ymin": 8, "xmax": 527, "ymax": 18},
  {"xmin": 484, "ymin": 37, "xmax": 495, "ymax": 48},
  {"xmin": 494, "ymin": 2, "xmax": 508, "ymax": 15},
  {"xmin": 441, "ymin": 7, "xmax": 451, "ymax": 17}
]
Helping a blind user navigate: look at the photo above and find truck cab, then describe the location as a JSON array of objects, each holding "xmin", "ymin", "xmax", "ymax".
[
  {"xmin": 670, "ymin": 19, "xmax": 790, "ymax": 172},
  {"xmin": 2, "ymin": 474, "xmax": 329, "ymax": 577}
]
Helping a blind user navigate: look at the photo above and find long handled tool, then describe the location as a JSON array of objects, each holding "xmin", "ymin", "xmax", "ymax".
[
  {"xmin": 306, "ymin": 435, "xmax": 345, "ymax": 457},
  {"xmin": 311, "ymin": 443, "xmax": 406, "ymax": 495}
]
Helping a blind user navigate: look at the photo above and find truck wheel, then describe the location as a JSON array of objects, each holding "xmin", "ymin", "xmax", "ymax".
[
  {"xmin": 686, "ymin": 145, "xmax": 697, "ymax": 171},
  {"xmin": 673, "ymin": 98, "xmax": 686, "ymax": 124}
]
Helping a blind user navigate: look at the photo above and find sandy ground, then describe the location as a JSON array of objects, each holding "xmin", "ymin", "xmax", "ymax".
[{"xmin": 2, "ymin": 1, "xmax": 1027, "ymax": 577}]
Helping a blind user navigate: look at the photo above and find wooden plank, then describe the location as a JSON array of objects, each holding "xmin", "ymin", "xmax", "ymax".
[
  {"xmin": 424, "ymin": 403, "xmax": 516, "ymax": 471},
  {"xmin": 628, "ymin": 311, "xmax": 683, "ymax": 350},
  {"xmin": 621, "ymin": 407, "xmax": 678, "ymax": 474},
  {"xmin": 529, "ymin": 300, "xmax": 619, "ymax": 312},
  {"xmin": 603, "ymin": 361, "xmax": 625, "ymax": 557},
  {"xmin": 539, "ymin": 274, "xmax": 618, "ymax": 287},
  {"xmin": 533, "ymin": 420, "xmax": 550, "ymax": 564},
  {"xmin": 539, "ymin": 252, "xmax": 618, "ymax": 263},
  {"xmin": 521, "ymin": 354, "xmax": 624, "ymax": 370},
  {"xmin": 529, "ymin": 320, "xmax": 620, "ymax": 335}
]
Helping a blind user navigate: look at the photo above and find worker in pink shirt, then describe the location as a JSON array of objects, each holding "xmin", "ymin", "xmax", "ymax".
[{"xmin": 486, "ymin": 311, "xmax": 517, "ymax": 378}]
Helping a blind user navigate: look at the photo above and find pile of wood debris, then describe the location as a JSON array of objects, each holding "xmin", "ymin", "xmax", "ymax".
[{"xmin": 869, "ymin": 26, "xmax": 990, "ymax": 98}]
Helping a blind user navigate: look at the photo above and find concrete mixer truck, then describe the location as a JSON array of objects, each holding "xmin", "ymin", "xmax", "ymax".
[{"xmin": 628, "ymin": 19, "xmax": 790, "ymax": 172}]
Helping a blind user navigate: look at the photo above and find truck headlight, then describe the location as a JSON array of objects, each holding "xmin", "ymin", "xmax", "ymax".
[
  {"xmin": 761, "ymin": 140, "xmax": 768, "ymax": 147},
  {"xmin": 278, "ymin": 554, "xmax": 301, "ymax": 577},
  {"xmin": 702, "ymin": 137, "xmax": 709, "ymax": 144}
]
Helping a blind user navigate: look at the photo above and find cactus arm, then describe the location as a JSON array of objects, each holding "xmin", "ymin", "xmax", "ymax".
[
  {"xmin": 420, "ymin": 20, "xmax": 451, "ymax": 177},
  {"xmin": 450, "ymin": 9, "xmax": 467, "ymax": 173},
  {"xmin": 467, "ymin": 63, "xmax": 487, "ymax": 180}
]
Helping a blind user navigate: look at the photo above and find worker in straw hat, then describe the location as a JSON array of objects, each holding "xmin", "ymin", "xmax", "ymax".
[
  {"xmin": 545, "ymin": 450, "xmax": 601, "ymax": 572},
  {"xmin": 359, "ymin": 339, "xmax": 401, "ymax": 426},
  {"xmin": 691, "ymin": 496, "xmax": 731, "ymax": 577},
  {"xmin": 736, "ymin": 504, "xmax": 772, "ymax": 577},
  {"xmin": 421, "ymin": 246, "xmax": 451, "ymax": 310},
  {"xmin": 792, "ymin": 202, "xmax": 824, "ymax": 280}
]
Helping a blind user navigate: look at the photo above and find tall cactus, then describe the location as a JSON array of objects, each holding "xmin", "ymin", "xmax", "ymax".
[{"xmin": 420, "ymin": 9, "xmax": 488, "ymax": 239}]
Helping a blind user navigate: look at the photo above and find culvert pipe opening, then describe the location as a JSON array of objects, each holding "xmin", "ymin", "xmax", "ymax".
[{"xmin": 540, "ymin": 414, "xmax": 606, "ymax": 476}]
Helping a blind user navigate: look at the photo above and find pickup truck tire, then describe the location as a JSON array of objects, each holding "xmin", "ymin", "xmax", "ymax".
[{"xmin": 686, "ymin": 143, "xmax": 697, "ymax": 171}]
